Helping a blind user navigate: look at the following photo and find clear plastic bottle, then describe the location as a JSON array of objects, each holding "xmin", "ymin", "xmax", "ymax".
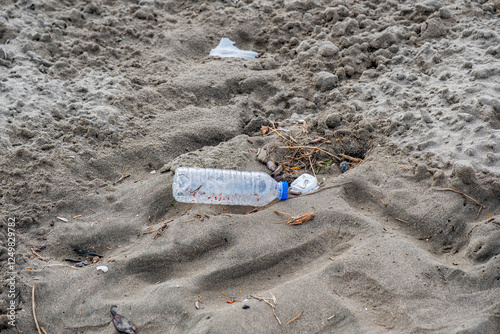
[{"xmin": 172, "ymin": 167, "xmax": 288, "ymax": 206}]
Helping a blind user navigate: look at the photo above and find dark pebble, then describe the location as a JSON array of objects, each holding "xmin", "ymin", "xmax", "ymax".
[
  {"xmin": 242, "ymin": 305, "xmax": 250, "ymax": 309},
  {"xmin": 340, "ymin": 161, "xmax": 349, "ymax": 173}
]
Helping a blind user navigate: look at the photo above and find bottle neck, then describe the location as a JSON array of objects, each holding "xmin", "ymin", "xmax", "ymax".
[{"xmin": 278, "ymin": 181, "xmax": 288, "ymax": 200}]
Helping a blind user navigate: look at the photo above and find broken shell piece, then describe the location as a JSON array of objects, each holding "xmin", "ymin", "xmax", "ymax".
[
  {"xmin": 97, "ymin": 265, "xmax": 109, "ymax": 273},
  {"xmin": 110, "ymin": 305, "xmax": 136, "ymax": 334}
]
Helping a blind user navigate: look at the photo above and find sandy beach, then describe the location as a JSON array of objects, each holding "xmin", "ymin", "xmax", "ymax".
[{"xmin": 1, "ymin": 0, "xmax": 499, "ymax": 333}]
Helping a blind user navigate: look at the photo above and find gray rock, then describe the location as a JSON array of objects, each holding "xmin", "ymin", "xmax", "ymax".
[
  {"xmin": 318, "ymin": 41, "xmax": 339, "ymax": 57},
  {"xmin": 315, "ymin": 71, "xmax": 338, "ymax": 92}
]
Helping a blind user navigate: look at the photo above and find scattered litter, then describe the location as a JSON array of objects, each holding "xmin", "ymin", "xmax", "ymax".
[
  {"xmin": 57, "ymin": 217, "xmax": 69, "ymax": 222},
  {"xmin": 73, "ymin": 214, "xmax": 82, "ymax": 219},
  {"xmin": 209, "ymin": 38, "xmax": 258, "ymax": 60},
  {"xmin": 97, "ymin": 265, "xmax": 109, "ymax": 273},
  {"xmin": 110, "ymin": 305, "xmax": 136, "ymax": 334},
  {"xmin": 340, "ymin": 161, "xmax": 349, "ymax": 173},
  {"xmin": 195, "ymin": 300, "xmax": 202, "ymax": 310},
  {"xmin": 290, "ymin": 173, "xmax": 319, "ymax": 194},
  {"xmin": 150, "ymin": 170, "xmax": 156, "ymax": 174},
  {"xmin": 74, "ymin": 248, "xmax": 103, "ymax": 257},
  {"xmin": 173, "ymin": 167, "xmax": 288, "ymax": 206},
  {"xmin": 242, "ymin": 305, "xmax": 250, "ymax": 309}
]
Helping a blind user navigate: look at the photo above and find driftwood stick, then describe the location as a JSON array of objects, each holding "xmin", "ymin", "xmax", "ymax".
[
  {"xmin": 32, "ymin": 284, "xmax": 42, "ymax": 334},
  {"xmin": 339, "ymin": 154, "xmax": 362, "ymax": 163}
]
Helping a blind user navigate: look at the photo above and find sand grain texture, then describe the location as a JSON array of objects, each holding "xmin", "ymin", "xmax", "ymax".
[{"xmin": 1, "ymin": 0, "xmax": 499, "ymax": 333}]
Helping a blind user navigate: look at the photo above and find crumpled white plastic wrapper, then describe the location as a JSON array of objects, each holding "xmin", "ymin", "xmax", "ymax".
[
  {"xmin": 209, "ymin": 38, "xmax": 258, "ymax": 60},
  {"xmin": 291, "ymin": 173, "xmax": 319, "ymax": 194}
]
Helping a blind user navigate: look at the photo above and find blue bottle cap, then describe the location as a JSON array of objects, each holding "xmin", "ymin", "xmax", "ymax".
[{"xmin": 279, "ymin": 181, "xmax": 288, "ymax": 200}]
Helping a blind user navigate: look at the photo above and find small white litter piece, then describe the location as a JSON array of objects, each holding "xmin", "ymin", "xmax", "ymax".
[
  {"xmin": 209, "ymin": 38, "xmax": 258, "ymax": 60},
  {"xmin": 291, "ymin": 174, "xmax": 319, "ymax": 194},
  {"xmin": 57, "ymin": 217, "xmax": 69, "ymax": 222},
  {"xmin": 97, "ymin": 265, "xmax": 109, "ymax": 273}
]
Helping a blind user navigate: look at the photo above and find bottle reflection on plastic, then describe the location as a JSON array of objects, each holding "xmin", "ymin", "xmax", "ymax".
[{"xmin": 172, "ymin": 167, "xmax": 288, "ymax": 206}]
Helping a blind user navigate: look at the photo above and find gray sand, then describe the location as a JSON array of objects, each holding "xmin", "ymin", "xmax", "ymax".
[{"xmin": 1, "ymin": 0, "xmax": 499, "ymax": 333}]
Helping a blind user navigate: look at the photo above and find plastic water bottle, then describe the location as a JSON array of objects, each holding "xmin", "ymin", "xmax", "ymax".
[{"xmin": 172, "ymin": 167, "xmax": 288, "ymax": 206}]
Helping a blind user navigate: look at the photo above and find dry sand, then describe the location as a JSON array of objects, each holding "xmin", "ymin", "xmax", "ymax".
[{"xmin": 1, "ymin": 0, "xmax": 500, "ymax": 333}]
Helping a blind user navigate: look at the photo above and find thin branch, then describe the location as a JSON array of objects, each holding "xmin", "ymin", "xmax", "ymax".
[
  {"xmin": 435, "ymin": 188, "xmax": 485, "ymax": 217},
  {"xmin": 32, "ymin": 284, "xmax": 42, "ymax": 334},
  {"xmin": 287, "ymin": 311, "xmax": 303, "ymax": 324}
]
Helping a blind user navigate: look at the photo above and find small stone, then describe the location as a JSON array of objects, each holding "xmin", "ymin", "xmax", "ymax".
[
  {"xmin": 110, "ymin": 305, "xmax": 136, "ymax": 333},
  {"xmin": 340, "ymin": 161, "xmax": 349, "ymax": 173},
  {"xmin": 315, "ymin": 71, "xmax": 338, "ymax": 92},
  {"xmin": 318, "ymin": 41, "xmax": 339, "ymax": 57},
  {"xmin": 242, "ymin": 305, "xmax": 250, "ymax": 309}
]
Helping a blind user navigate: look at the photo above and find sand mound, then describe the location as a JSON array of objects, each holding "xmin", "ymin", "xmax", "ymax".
[{"xmin": 1, "ymin": 0, "xmax": 499, "ymax": 333}]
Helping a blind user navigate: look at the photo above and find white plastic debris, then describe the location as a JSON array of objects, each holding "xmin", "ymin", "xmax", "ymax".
[
  {"xmin": 97, "ymin": 265, "xmax": 109, "ymax": 273},
  {"xmin": 209, "ymin": 38, "xmax": 258, "ymax": 60},
  {"xmin": 291, "ymin": 174, "xmax": 319, "ymax": 194},
  {"xmin": 57, "ymin": 217, "xmax": 69, "ymax": 222}
]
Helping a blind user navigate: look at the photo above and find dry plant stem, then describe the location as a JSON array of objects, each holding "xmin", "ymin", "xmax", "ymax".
[
  {"xmin": 274, "ymin": 210, "xmax": 290, "ymax": 215},
  {"xmin": 327, "ymin": 314, "xmax": 336, "ymax": 320},
  {"xmin": 31, "ymin": 248, "xmax": 47, "ymax": 261},
  {"xmin": 435, "ymin": 188, "xmax": 485, "ymax": 217},
  {"xmin": 287, "ymin": 311, "xmax": 304, "ymax": 324},
  {"xmin": 339, "ymin": 154, "xmax": 363, "ymax": 163},
  {"xmin": 272, "ymin": 129, "xmax": 298, "ymax": 143},
  {"xmin": 39, "ymin": 229, "xmax": 53, "ymax": 239},
  {"xmin": 395, "ymin": 218, "xmax": 409, "ymax": 223},
  {"xmin": 250, "ymin": 295, "xmax": 281, "ymax": 325},
  {"xmin": 41, "ymin": 328, "xmax": 48, "ymax": 334},
  {"xmin": 308, "ymin": 155, "xmax": 317, "ymax": 179},
  {"xmin": 113, "ymin": 174, "xmax": 130, "ymax": 185},
  {"xmin": 279, "ymin": 146, "xmax": 341, "ymax": 161},
  {"xmin": 287, "ymin": 212, "xmax": 314, "ymax": 225},
  {"xmin": 42, "ymin": 264, "xmax": 82, "ymax": 270},
  {"xmin": 32, "ymin": 284, "xmax": 42, "ymax": 334},
  {"xmin": 153, "ymin": 219, "xmax": 173, "ymax": 239}
]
